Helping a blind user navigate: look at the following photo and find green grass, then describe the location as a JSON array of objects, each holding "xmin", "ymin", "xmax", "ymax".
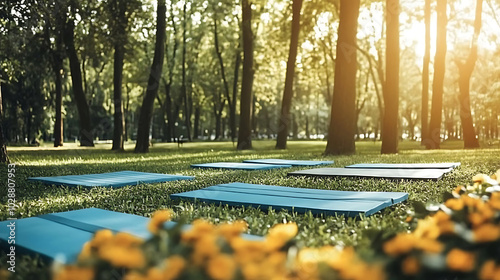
[{"xmin": 0, "ymin": 140, "xmax": 499, "ymax": 277}]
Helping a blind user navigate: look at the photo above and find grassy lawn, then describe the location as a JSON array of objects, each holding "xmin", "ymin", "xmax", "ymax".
[{"xmin": 1, "ymin": 140, "xmax": 499, "ymax": 277}]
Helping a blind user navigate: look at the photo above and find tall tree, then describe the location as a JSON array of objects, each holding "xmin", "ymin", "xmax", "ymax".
[
  {"xmin": 212, "ymin": 6, "xmax": 240, "ymax": 141},
  {"xmin": 41, "ymin": 1, "xmax": 66, "ymax": 147},
  {"xmin": 135, "ymin": 0, "xmax": 166, "ymax": 153},
  {"xmin": 276, "ymin": 0, "xmax": 303, "ymax": 149},
  {"xmin": 63, "ymin": 13, "xmax": 94, "ymax": 147},
  {"xmin": 381, "ymin": 0, "xmax": 400, "ymax": 154},
  {"xmin": 237, "ymin": 0, "xmax": 255, "ymax": 150},
  {"xmin": 324, "ymin": 0, "xmax": 360, "ymax": 155},
  {"xmin": 426, "ymin": 0, "xmax": 447, "ymax": 149},
  {"xmin": 161, "ymin": 5, "xmax": 179, "ymax": 143},
  {"xmin": 108, "ymin": 0, "xmax": 132, "ymax": 150},
  {"xmin": 0, "ymin": 82, "xmax": 8, "ymax": 163},
  {"xmin": 455, "ymin": 0, "xmax": 482, "ymax": 149},
  {"xmin": 420, "ymin": 0, "xmax": 431, "ymax": 146},
  {"xmin": 181, "ymin": 1, "xmax": 192, "ymax": 141}
]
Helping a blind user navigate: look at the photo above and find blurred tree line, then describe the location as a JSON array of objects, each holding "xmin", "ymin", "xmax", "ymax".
[{"xmin": 0, "ymin": 0, "xmax": 499, "ymax": 156}]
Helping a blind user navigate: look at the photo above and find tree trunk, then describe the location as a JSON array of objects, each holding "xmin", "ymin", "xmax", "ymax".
[
  {"xmin": 215, "ymin": 109, "xmax": 222, "ymax": 140},
  {"xmin": 381, "ymin": 0, "xmax": 400, "ymax": 154},
  {"xmin": 193, "ymin": 105, "xmax": 200, "ymax": 139},
  {"xmin": 324, "ymin": 0, "xmax": 360, "ymax": 155},
  {"xmin": 456, "ymin": 0, "xmax": 482, "ymax": 149},
  {"xmin": 426, "ymin": 0, "xmax": 447, "ymax": 149},
  {"xmin": 230, "ymin": 48, "xmax": 241, "ymax": 141},
  {"xmin": 135, "ymin": 0, "xmax": 166, "ymax": 153},
  {"xmin": 237, "ymin": 0, "xmax": 255, "ymax": 150},
  {"xmin": 421, "ymin": 0, "xmax": 431, "ymax": 145},
  {"xmin": 276, "ymin": 0, "xmax": 303, "ymax": 149},
  {"xmin": 0, "ymin": 83, "xmax": 9, "ymax": 163},
  {"xmin": 53, "ymin": 57, "xmax": 64, "ymax": 147},
  {"xmin": 181, "ymin": 1, "xmax": 192, "ymax": 141},
  {"xmin": 112, "ymin": 42, "xmax": 125, "ymax": 150},
  {"xmin": 64, "ymin": 18, "xmax": 94, "ymax": 147},
  {"xmin": 162, "ymin": 79, "xmax": 174, "ymax": 142},
  {"xmin": 213, "ymin": 12, "xmax": 233, "ymax": 138}
]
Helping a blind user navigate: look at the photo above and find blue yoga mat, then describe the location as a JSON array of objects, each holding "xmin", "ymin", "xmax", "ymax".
[
  {"xmin": 346, "ymin": 162, "xmax": 460, "ymax": 170},
  {"xmin": 0, "ymin": 208, "xmax": 259, "ymax": 263},
  {"xmin": 288, "ymin": 168, "xmax": 448, "ymax": 180},
  {"xmin": 170, "ymin": 182, "xmax": 408, "ymax": 217},
  {"xmin": 191, "ymin": 162, "xmax": 292, "ymax": 170},
  {"xmin": 0, "ymin": 208, "xmax": 156, "ymax": 263},
  {"xmin": 28, "ymin": 171, "xmax": 194, "ymax": 188},
  {"xmin": 243, "ymin": 159, "xmax": 334, "ymax": 166}
]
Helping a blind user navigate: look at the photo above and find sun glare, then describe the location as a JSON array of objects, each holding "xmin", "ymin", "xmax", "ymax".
[{"xmin": 311, "ymin": 0, "xmax": 499, "ymax": 63}]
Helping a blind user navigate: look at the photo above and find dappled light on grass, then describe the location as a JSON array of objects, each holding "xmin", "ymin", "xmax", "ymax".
[{"xmin": 2, "ymin": 140, "xmax": 500, "ymax": 278}]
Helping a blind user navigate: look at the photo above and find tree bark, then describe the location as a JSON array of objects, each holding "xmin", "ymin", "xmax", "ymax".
[
  {"xmin": 181, "ymin": 1, "xmax": 192, "ymax": 141},
  {"xmin": 237, "ymin": 0, "xmax": 255, "ymax": 150},
  {"xmin": 112, "ymin": 42, "xmax": 125, "ymax": 150},
  {"xmin": 111, "ymin": 0, "xmax": 128, "ymax": 151},
  {"xmin": 53, "ymin": 57, "xmax": 64, "ymax": 147},
  {"xmin": 193, "ymin": 105, "xmax": 200, "ymax": 139},
  {"xmin": 64, "ymin": 18, "xmax": 94, "ymax": 147},
  {"xmin": 0, "ymin": 83, "xmax": 9, "ymax": 163},
  {"xmin": 324, "ymin": 0, "xmax": 360, "ymax": 155},
  {"xmin": 456, "ymin": 0, "xmax": 482, "ymax": 149},
  {"xmin": 135, "ymin": 0, "xmax": 166, "ymax": 153},
  {"xmin": 276, "ymin": 0, "xmax": 303, "ymax": 149},
  {"xmin": 421, "ymin": 0, "xmax": 431, "ymax": 145},
  {"xmin": 213, "ymin": 12, "xmax": 232, "ymax": 138},
  {"xmin": 426, "ymin": 0, "xmax": 447, "ymax": 149},
  {"xmin": 230, "ymin": 47, "xmax": 241, "ymax": 141},
  {"xmin": 381, "ymin": 0, "xmax": 400, "ymax": 154}
]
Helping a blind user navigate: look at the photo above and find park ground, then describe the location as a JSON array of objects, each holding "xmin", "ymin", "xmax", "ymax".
[{"xmin": 0, "ymin": 140, "xmax": 499, "ymax": 277}]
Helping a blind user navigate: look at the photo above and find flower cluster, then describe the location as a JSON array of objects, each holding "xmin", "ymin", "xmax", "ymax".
[
  {"xmin": 54, "ymin": 170, "xmax": 500, "ymax": 280},
  {"xmin": 382, "ymin": 169, "xmax": 500, "ymax": 279}
]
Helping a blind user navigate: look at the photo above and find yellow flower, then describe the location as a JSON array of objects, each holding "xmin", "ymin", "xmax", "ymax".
[
  {"xmin": 265, "ymin": 223, "xmax": 298, "ymax": 250},
  {"xmin": 54, "ymin": 266, "xmax": 94, "ymax": 280},
  {"xmin": 473, "ymin": 223, "xmax": 500, "ymax": 243},
  {"xmin": 402, "ymin": 256, "xmax": 420, "ymax": 275},
  {"xmin": 462, "ymin": 194, "xmax": 481, "ymax": 208},
  {"xmin": 114, "ymin": 232, "xmax": 144, "ymax": 247},
  {"xmin": 181, "ymin": 219, "xmax": 215, "ymax": 243},
  {"xmin": 192, "ymin": 235, "xmax": 220, "ymax": 266},
  {"xmin": 207, "ymin": 254, "xmax": 236, "ymax": 280},
  {"xmin": 217, "ymin": 220, "xmax": 248, "ymax": 241},
  {"xmin": 145, "ymin": 268, "xmax": 163, "ymax": 280},
  {"xmin": 268, "ymin": 222, "xmax": 298, "ymax": 239},
  {"xmin": 479, "ymin": 260, "xmax": 496, "ymax": 280},
  {"xmin": 98, "ymin": 246, "xmax": 145, "ymax": 269},
  {"xmin": 488, "ymin": 193, "xmax": 500, "ymax": 210},
  {"xmin": 446, "ymin": 249, "xmax": 475, "ymax": 272},
  {"xmin": 123, "ymin": 272, "xmax": 148, "ymax": 280},
  {"xmin": 148, "ymin": 209, "xmax": 173, "ymax": 235},
  {"xmin": 445, "ymin": 198, "xmax": 464, "ymax": 211},
  {"xmin": 231, "ymin": 237, "xmax": 267, "ymax": 263},
  {"xmin": 383, "ymin": 234, "xmax": 415, "ymax": 256},
  {"xmin": 414, "ymin": 218, "xmax": 440, "ymax": 239},
  {"xmin": 414, "ymin": 238, "xmax": 444, "ymax": 253},
  {"xmin": 163, "ymin": 255, "xmax": 186, "ymax": 280},
  {"xmin": 78, "ymin": 242, "xmax": 92, "ymax": 261},
  {"xmin": 90, "ymin": 229, "xmax": 113, "ymax": 248},
  {"xmin": 469, "ymin": 212, "xmax": 487, "ymax": 228}
]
